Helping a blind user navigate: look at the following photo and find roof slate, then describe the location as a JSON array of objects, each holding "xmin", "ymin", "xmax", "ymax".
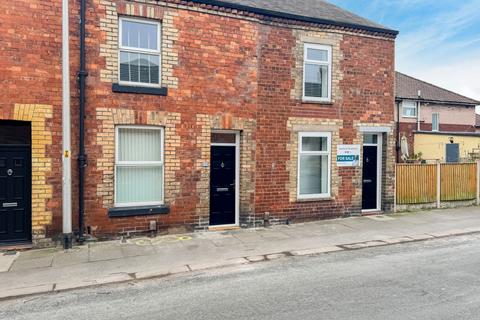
[
  {"xmin": 194, "ymin": 0, "xmax": 397, "ymax": 35},
  {"xmin": 396, "ymin": 72, "xmax": 479, "ymax": 106}
]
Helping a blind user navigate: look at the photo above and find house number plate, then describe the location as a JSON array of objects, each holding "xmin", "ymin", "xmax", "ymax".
[{"xmin": 7, "ymin": 169, "xmax": 13, "ymax": 176}]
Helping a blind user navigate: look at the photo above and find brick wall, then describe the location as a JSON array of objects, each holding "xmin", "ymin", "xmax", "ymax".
[
  {"xmin": 1, "ymin": 0, "xmax": 396, "ymax": 241},
  {"xmin": 0, "ymin": 0, "xmax": 64, "ymax": 245}
]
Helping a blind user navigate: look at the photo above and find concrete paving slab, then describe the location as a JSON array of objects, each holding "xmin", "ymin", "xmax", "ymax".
[
  {"xmin": 341, "ymin": 241, "xmax": 386, "ymax": 250},
  {"xmin": 0, "ymin": 284, "xmax": 53, "ymax": 300},
  {"xmin": 10, "ymin": 256, "xmax": 53, "ymax": 271},
  {"xmin": 15, "ymin": 248, "xmax": 56, "ymax": 261},
  {"xmin": 120, "ymin": 244, "xmax": 156, "ymax": 258},
  {"xmin": 188, "ymin": 257, "xmax": 248, "ymax": 271},
  {"xmin": 408, "ymin": 234, "xmax": 435, "ymax": 241},
  {"xmin": 52, "ymin": 248, "xmax": 89, "ymax": 267},
  {"xmin": 135, "ymin": 265, "xmax": 190, "ymax": 280},
  {"xmin": 89, "ymin": 244, "xmax": 124, "ymax": 262},
  {"xmin": 383, "ymin": 237, "xmax": 414, "ymax": 244},
  {"xmin": 0, "ymin": 252, "xmax": 18, "ymax": 272},
  {"xmin": 291, "ymin": 246, "xmax": 343, "ymax": 256}
]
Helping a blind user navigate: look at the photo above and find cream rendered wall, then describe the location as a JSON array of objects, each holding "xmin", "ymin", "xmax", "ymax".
[{"xmin": 414, "ymin": 133, "xmax": 480, "ymax": 162}]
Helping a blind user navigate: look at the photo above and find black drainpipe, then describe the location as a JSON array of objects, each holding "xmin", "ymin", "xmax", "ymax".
[{"xmin": 77, "ymin": 0, "xmax": 88, "ymax": 243}]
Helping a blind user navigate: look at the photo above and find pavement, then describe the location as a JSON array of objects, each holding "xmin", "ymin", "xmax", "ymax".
[
  {"xmin": 3, "ymin": 232, "xmax": 480, "ymax": 319},
  {"xmin": 1, "ymin": 207, "xmax": 480, "ymax": 301}
]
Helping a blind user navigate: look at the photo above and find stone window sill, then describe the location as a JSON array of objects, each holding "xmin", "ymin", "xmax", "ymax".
[
  {"xmin": 112, "ymin": 83, "xmax": 168, "ymax": 96},
  {"xmin": 108, "ymin": 205, "xmax": 170, "ymax": 218},
  {"xmin": 295, "ymin": 197, "xmax": 334, "ymax": 203},
  {"xmin": 301, "ymin": 99, "xmax": 334, "ymax": 105}
]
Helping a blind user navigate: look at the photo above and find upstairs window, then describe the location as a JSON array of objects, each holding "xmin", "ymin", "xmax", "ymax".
[
  {"xmin": 119, "ymin": 18, "xmax": 161, "ymax": 86},
  {"xmin": 303, "ymin": 44, "xmax": 332, "ymax": 102},
  {"xmin": 402, "ymin": 101, "xmax": 417, "ymax": 118},
  {"xmin": 432, "ymin": 113, "xmax": 440, "ymax": 131}
]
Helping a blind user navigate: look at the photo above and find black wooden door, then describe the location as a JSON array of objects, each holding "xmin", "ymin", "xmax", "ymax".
[
  {"xmin": 210, "ymin": 146, "xmax": 236, "ymax": 226},
  {"xmin": 0, "ymin": 147, "xmax": 32, "ymax": 243},
  {"xmin": 362, "ymin": 146, "xmax": 378, "ymax": 210}
]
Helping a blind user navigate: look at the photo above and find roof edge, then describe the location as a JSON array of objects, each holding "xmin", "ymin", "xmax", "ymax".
[
  {"xmin": 396, "ymin": 71, "xmax": 480, "ymax": 105},
  {"xmin": 189, "ymin": 0, "xmax": 399, "ymax": 36},
  {"xmin": 395, "ymin": 97, "xmax": 479, "ymax": 107}
]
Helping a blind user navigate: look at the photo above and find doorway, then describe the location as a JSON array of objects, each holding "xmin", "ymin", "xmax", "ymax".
[
  {"xmin": 0, "ymin": 121, "xmax": 32, "ymax": 244},
  {"xmin": 362, "ymin": 133, "xmax": 382, "ymax": 212},
  {"xmin": 209, "ymin": 131, "xmax": 239, "ymax": 226}
]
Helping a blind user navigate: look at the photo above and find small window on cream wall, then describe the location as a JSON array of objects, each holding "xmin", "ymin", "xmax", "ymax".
[
  {"xmin": 303, "ymin": 43, "xmax": 332, "ymax": 102},
  {"xmin": 402, "ymin": 100, "xmax": 417, "ymax": 118},
  {"xmin": 432, "ymin": 113, "xmax": 440, "ymax": 131}
]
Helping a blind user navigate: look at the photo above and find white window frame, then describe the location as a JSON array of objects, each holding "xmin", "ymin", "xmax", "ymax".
[
  {"xmin": 303, "ymin": 43, "xmax": 332, "ymax": 103},
  {"xmin": 432, "ymin": 113, "xmax": 440, "ymax": 132},
  {"xmin": 114, "ymin": 125, "xmax": 165, "ymax": 207},
  {"xmin": 402, "ymin": 100, "xmax": 417, "ymax": 118},
  {"xmin": 297, "ymin": 132, "xmax": 332, "ymax": 200},
  {"xmin": 118, "ymin": 17, "xmax": 162, "ymax": 87}
]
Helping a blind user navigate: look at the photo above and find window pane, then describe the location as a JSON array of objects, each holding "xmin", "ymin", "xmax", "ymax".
[
  {"xmin": 403, "ymin": 107, "xmax": 416, "ymax": 117},
  {"xmin": 116, "ymin": 166, "xmax": 163, "ymax": 204},
  {"xmin": 129, "ymin": 52, "xmax": 140, "ymax": 83},
  {"xmin": 120, "ymin": 51, "xmax": 159, "ymax": 84},
  {"xmin": 307, "ymin": 48, "xmax": 328, "ymax": 61},
  {"xmin": 302, "ymin": 136, "xmax": 327, "ymax": 152},
  {"xmin": 211, "ymin": 133, "xmax": 236, "ymax": 144},
  {"xmin": 139, "ymin": 55, "xmax": 150, "ymax": 83},
  {"xmin": 432, "ymin": 114, "xmax": 439, "ymax": 131},
  {"xmin": 119, "ymin": 51, "xmax": 130, "ymax": 82},
  {"xmin": 299, "ymin": 155, "xmax": 328, "ymax": 195},
  {"xmin": 150, "ymin": 55, "xmax": 160, "ymax": 84},
  {"xmin": 305, "ymin": 64, "xmax": 328, "ymax": 98},
  {"xmin": 118, "ymin": 128, "xmax": 162, "ymax": 162},
  {"xmin": 363, "ymin": 134, "xmax": 378, "ymax": 144},
  {"xmin": 122, "ymin": 20, "xmax": 158, "ymax": 50}
]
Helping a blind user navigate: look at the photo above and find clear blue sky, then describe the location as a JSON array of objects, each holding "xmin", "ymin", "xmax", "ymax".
[{"xmin": 328, "ymin": 0, "xmax": 480, "ymax": 101}]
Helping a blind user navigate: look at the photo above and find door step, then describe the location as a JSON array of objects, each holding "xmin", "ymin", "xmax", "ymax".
[
  {"xmin": 361, "ymin": 211, "xmax": 384, "ymax": 216},
  {"xmin": 209, "ymin": 226, "xmax": 241, "ymax": 232},
  {"xmin": 0, "ymin": 243, "xmax": 33, "ymax": 252}
]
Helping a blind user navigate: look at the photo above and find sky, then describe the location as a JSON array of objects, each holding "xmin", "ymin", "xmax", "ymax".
[{"xmin": 328, "ymin": 0, "xmax": 480, "ymax": 103}]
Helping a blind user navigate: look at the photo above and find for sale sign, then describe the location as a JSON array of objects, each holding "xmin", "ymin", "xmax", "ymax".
[{"xmin": 337, "ymin": 145, "xmax": 360, "ymax": 167}]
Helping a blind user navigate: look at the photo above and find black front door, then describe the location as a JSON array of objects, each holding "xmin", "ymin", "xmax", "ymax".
[
  {"xmin": 362, "ymin": 146, "xmax": 378, "ymax": 210},
  {"xmin": 210, "ymin": 146, "xmax": 236, "ymax": 226},
  {"xmin": 0, "ymin": 147, "xmax": 32, "ymax": 243}
]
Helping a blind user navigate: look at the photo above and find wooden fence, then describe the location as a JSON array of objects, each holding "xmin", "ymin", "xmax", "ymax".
[{"xmin": 396, "ymin": 162, "xmax": 479, "ymax": 206}]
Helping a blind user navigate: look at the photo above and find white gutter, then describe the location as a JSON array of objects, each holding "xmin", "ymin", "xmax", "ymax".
[{"xmin": 62, "ymin": 0, "xmax": 73, "ymax": 248}]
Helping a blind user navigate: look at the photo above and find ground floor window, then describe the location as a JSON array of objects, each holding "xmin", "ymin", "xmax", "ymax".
[
  {"xmin": 298, "ymin": 132, "xmax": 331, "ymax": 199},
  {"xmin": 115, "ymin": 126, "xmax": 164, "ymax": 207}
]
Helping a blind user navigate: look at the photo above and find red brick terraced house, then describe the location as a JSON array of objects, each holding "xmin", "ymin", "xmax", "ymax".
[{"xmin": 0, "ymin": 0, "xmax": 398, "ymax": 247}]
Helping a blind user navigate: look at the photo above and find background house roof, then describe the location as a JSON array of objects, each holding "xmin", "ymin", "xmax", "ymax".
[
  {"xmin": 396, "ymin": 72, "xmax": 480, "ymax": 106},
  {"xmin": 192, "ymin": 0, "xmax": 398, "ymax": 35}
]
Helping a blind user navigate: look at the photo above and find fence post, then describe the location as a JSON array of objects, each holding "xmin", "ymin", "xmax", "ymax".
[
  {"xmin": 436, "ymin": 161, "xmax": 441, "ymax": 209},
  {"xmin": 477, "ymin": 160, "xmax": 480, "ymax": 206},
  {"xmin": 394, "ymin": 163, "xmax": 397, "ymax": 213}
]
